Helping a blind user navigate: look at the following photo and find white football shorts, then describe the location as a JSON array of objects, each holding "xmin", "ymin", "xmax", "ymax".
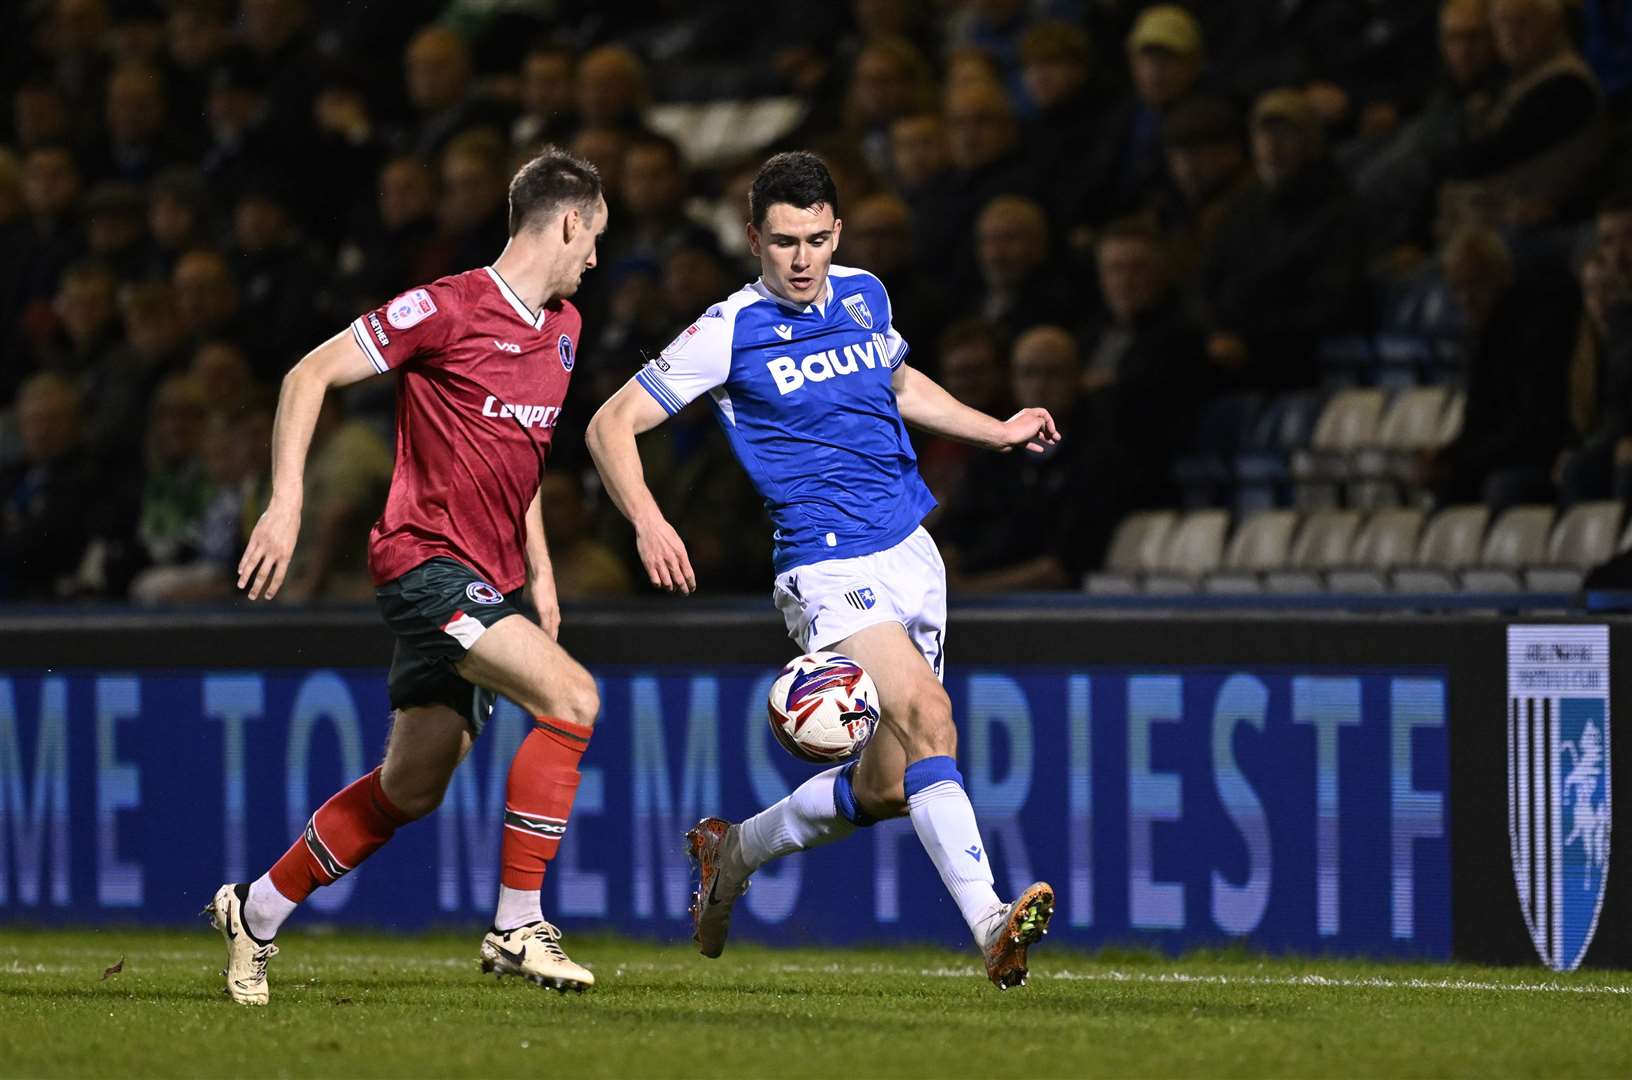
[{"xmin": 772, "ymin": 525, "xmax": 947, "ymax": 680}]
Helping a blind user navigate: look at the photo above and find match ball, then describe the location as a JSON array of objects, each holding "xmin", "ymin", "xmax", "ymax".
[{"xmin": 767, "ymin": 652, "xmax": 881, "ymax": 764}]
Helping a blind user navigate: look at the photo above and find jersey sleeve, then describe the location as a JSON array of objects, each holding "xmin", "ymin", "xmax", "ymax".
[
  {"xmin": 350, "ymin": 278, "xmax": 462, "ymax": 373},
  {"xmin": 881, "ymin": 286, "xmax": 909, "ymax": 370},
  {"xmin": 634, "ymin": 310, "xmax": 733, "ymax": 415}
]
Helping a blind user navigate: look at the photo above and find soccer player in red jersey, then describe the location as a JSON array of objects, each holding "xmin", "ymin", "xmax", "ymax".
[{"xmin": 205, "ymin": 148, "xmax": 608, "ymax": 1004}]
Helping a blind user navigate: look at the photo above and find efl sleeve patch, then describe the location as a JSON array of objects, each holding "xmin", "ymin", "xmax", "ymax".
[{"xmin": 387, "ymin": 288, "xmax": 438, "ymax": 329}]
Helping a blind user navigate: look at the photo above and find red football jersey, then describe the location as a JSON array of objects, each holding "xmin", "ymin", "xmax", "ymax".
[{"xmin": 350, "ymin": 266, "xmax": 579, "ymax": 593}]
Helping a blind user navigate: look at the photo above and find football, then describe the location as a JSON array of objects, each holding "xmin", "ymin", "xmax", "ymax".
[{"xmin": 767, "ymin": 652, "xmax": 881, "ymax": 764}]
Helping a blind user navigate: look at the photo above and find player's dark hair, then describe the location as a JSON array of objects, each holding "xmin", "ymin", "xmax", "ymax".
[
  {"xmin": 749, "ymin": 151, "xmax": 839, "ymax": 229},
  {"xmin": 507, "ymin": 145, "xmax": 603, "ymax": 236}
]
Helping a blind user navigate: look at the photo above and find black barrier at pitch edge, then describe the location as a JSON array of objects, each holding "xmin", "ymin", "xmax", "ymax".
[{"xmin": 1, "ymin": 605, "xmax": 1627, "ymax": 968}]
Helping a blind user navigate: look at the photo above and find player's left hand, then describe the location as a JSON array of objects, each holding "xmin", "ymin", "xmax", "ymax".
[
  {"xmin": 527, "ymin": 575, "xmax": 561, "ymax": 641},
  {"xmin": 997, "ymin": 408, "xmax": 1060, "ymax": 454}
]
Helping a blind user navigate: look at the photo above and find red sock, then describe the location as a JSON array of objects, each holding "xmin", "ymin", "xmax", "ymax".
[
  {"xmin": 268, "ymin": 767, "xmax": 412, "ymax": 902},
  {"xmin": 501, "ymin": 716, "xmax": 592, "ymax": 890}
]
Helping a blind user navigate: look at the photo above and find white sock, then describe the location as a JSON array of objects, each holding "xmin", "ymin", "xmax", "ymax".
[
  {"xmin": 493, "ymin": 885, "xmax": 542, "ymax": 932},
  {"xmin": 904, "ymin": 756, "xmax": 1004, "ymax": 942},
  {"xmin": 244, "ymin": 873, "xmax": 297, "ymax": 941},
  {"xmin": 737, "ymin": 765, "xmax": 857, "ymax": 871}
]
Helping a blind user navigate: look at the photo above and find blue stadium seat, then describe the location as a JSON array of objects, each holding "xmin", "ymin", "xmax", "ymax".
[
  {"xmin": 1171, "ymin": 394, "xmax": 1264, "ymax": 509},
  {"xmin": 1233, "ymin": 391, "xmax": 1326, "ymax": 513},
  {"xmin": 1317, "ymin": 335, "xmax": 1375, "ymax": 389}
]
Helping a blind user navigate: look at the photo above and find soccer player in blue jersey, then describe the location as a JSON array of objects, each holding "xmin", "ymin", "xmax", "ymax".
[{"xmin": 586, "ymin": 152, "xmax": 1058, "ymax": 988}]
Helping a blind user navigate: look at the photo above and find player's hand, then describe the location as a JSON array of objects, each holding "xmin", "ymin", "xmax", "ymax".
[
  {"xmin": 528, "ymin": 574, "xmax": 561, "ymax": 641},
  {"xmin": 997, "ymin": 408, "xmax": 1061, "ymax": 454},
  {"xmin": 635, "ymin": 515, "xmax": 696, "ymax": 595},
  {"xmin": 238, "ymin": 498, "xmax": 301, "ymax": 601}
]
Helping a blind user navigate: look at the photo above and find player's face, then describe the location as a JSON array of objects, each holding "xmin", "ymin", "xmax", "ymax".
[
  {"xmin": 559, "ymin": 195, "xmax": 609, "ymax": 297},
  {"xmin": 748, "ymin": 202, "xmax": 841, "ymax": 306}
]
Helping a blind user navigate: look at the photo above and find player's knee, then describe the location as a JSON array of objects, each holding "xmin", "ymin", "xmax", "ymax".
[
  {"xmin": 550, "ymin": 664, "xmax": 600, "ymax": 730},
  {"xmin": 896, "ymin": 687, "xmax": 956, "ymax": 758},
  {"xmin": 380, "ymin": 766, "xmax": 449, "ymax": 820},
  {"xmin": 854, "ymin": 777, "xmax": 909, "ymax": 819}
]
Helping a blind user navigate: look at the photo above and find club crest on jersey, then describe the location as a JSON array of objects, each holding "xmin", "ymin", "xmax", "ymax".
[
  {"xmin": 386, "ymin": 288, "xmax": 436, "ymax": 329},
  {"xmin": 465, "ymin": 581, "xmax": 503, "ymax": 605},
  {"xmin": 842, "ymin": 293, "xmax": 874, "ymax": 329},
  {"xmin": 558, "ymin": 334, "xmax": 575, "ymax": 372}
]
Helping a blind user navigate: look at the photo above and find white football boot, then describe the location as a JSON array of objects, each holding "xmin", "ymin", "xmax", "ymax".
[
  {"xmin": 479, "ymin": 921, "xmax": 594, "ymax": 992},
  {"xmin": 203, "ymin": 883, "xmax": 279, "ymax": 1006},
  {"xmin": 685, "ymin": 816, "xmax": 752, "ymax": 958},
  {"xmin": 981, "ymin": 881, "xmax": 1055, "ymax": 990}
]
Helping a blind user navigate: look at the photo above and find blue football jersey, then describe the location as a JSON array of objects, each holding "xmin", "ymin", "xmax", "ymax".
[{"xmin": 635, "ymin": 265, "xmax": 936, "ymax": 573}]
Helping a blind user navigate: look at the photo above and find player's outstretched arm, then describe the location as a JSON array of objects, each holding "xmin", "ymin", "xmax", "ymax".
[
  {"xmin": 237, "ymin": 330, "xmax": 380, "ymax": 601},
  {"xmin": 891, "ymin": 363, "xmax": 1060, "ymax": 454},
  {"xmin": 585, "ymin": 379, "xmax": 697, "ymax": 595}
]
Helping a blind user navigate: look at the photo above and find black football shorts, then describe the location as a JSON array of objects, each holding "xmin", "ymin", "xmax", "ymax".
[{"xmin": 375, "ymin": 556, "xmax": 531, "ymax": 733}]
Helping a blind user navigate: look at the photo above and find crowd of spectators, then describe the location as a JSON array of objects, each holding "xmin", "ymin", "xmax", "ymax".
[{"xmin": 3, "ymin": 0, "xmax": 1632, "ymax": 603}]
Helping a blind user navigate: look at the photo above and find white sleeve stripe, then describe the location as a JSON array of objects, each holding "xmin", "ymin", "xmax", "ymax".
[
  {"xmin": 888, "ymin": 340, "xmax": 910, "ymax": 369},
  {"xmin": 636, "ymin": 369, "xmax": 684, "ymax": 414},
  {"xmin": 350, "ymin": 318, "xmax": 389, "ymax": 374}
]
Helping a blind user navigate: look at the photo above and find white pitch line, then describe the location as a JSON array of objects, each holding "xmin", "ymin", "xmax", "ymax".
[{"xmin": 909, "ymin": 967, "xmax": 1632, "ymax": 996}]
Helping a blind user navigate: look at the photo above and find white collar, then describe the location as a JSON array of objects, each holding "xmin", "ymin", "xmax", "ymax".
[
  {"xmin": 485, "ymin": 266, "xmax": 546, "ymax": 330},
  {"xmin": 751, "ymin": 276, "xmax": 831, "ymax": 316}
]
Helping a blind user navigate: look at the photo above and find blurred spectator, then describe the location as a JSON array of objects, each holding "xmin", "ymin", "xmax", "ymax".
[
  {"xmin": 34, "ymin": 258, "xmax": 120, "ymax": 378},
  {"xmin": 189, "ymin": 340, "xmax": 258, "ymax": 412},
  {"xmin": 1355, "ymin": 0, "xmax": 1501, "ymax": 254},
  {"xmin": 199, "ymin": 59, "xmax": 290, "ymax": 201},
  {"xmin": 18, "ymin": 144, "xmax": 85, "ymax": 308},
  {"xmin": 1154, "ymin": 95, "xmax": 1251, "ymax": 281},
  {"xmin": 129, "ymin": 403, "xmax": 265, "ymax": 605},
  {"xmin": 1581, "ymin": 0, "xmax": 1632, "ymax": 109},
  {"xmin": 1077, "ymin": 5, "xmax": 1204, "ymax": 228},
  {"xmin": 937, "ymin": 325, "xmax": 1116, "ymax": 590},
  {"xmin": 145, "ymin": 167, "xmax": 213, "ymax": 280},
  {"xmin": 1557, "ymin": 203, "xmax": 1632, "ymax": 501},
  {"xmin": 161, "ymin": 2, "xmax": 229, "ymax": 147},
  {"xmin": 845, "ymin": 37, "xmax": 938, "ymax": 179},
  {"xmin": 231, "ymin": 183, "xmax": 325, "ymax": 379},
  {"xmin": 0, "ymin": 372, "xmax": 100, "ymax": 600},
  {"xmin": 1441, "ymin": 0, "xmax": 1607, "ymax": 230},
  {"xmin": 1019, "ymin": 21, "xmax": 1102, "ymax": 228},
  {"xmin": 1203, "ymin": 89, "xmax": 1368, "ymax": 389},
  {"xmin": 537, "ymin": 472, "xmax": 633, "ymax": 599},
  {"xmin": 424, "ymin": 131, "xmax": 514, "ymax": 279},
  {"xmin": 842, "ymin": 192, "xmax": 935, "ymax": 365},
  {"xmin": 84, "ymin": 282, "xmax": 187, "ymax": 462},
  {"xmin": 914, "ymin": 319, "xmax": 1008, "ymax": 508},
  {"xmin": 1423, "ymin": 226, "xmax": 1577, "ymax": 506},
  {"xmin": 974, "ymin": 195, "xmax": 1077, "ymax": 344},
  {"xmin": 915, "ymin": 78, "xmax": 1035, "ymax": 290},
  {"xmin": 276, "ymin": 396, "xmax": 393, "ymax": 602},
  {"xmin": 603, "ymin": 134, "xmax": 717, "ymax": 269},
  {"xmin": 99, "ymin": 61, "xmax": 186, "ymax": 183},
  {"xmin": 336, "ymin": 155, "xmax": 438, "ymax": 312},
  {"xmin": 0, "ymin": 150, "xmax": 27, "ymax": 396},
  {"xmin": 398, "ymin": 26, "xmax": 514, "ymax": 162},
  {"xmin": 1083, "ymin": 221, "xmax": 1213, "ymax": 508},
  {"xmin": 238, "ymin": 0, "xmax": 322, "ymax": 140},
  {"xmin": 13, "ymin": 83, "xmax": 73, "ymax": 152},
  {"xmin": 173, "ymin": 248, "xmax": 254, "ymax": 362},
  {"xmin": 576, "ymin": 45, "xmax": 650, "ymax": 134},
  {"xmin": 570, "ymin": 126, "xmax": 630, "ymax": 202},
  {"xmin": 83, "ymin": 181, "xmax": 147, "ymax": 279},
  {"xmin": 136, "ymin": 373, "xmax": 213, "ymax": 578},
  {"xmin": 945, "ymin": 0, "xmax": 1030, "ymax": 100},
  {"xmin": 513, "ymin": 44, "xmax": 578, "ymax": 150},
  {"xmin": 888, "ymin": 110, "xmax": 949, "ymax": 196}
]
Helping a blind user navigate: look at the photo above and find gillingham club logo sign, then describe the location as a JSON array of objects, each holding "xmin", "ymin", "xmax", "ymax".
[{"xmin": 1507, "ymin": 625, "xmax": 1611, "ymax": 971}]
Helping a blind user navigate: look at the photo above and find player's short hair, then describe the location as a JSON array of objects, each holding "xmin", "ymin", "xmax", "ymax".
[
  {"xmin": 507, "ymin": 145, "xmax": 603, "ymax": 236},
  {"xmin": 749, "ymin": 151, "xmax": 839, "ymax": 229}
]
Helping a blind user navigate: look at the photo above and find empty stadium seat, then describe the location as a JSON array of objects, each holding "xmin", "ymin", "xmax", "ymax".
[
  {"xmin": 1291, "ymin": 389, "xmax": 1387, "ymax": 510},
  {"xmin": 1317, "ymin": 335, "xmax": 1374, "ymax": 388},
  {"xmin": 1349, "ymin": 387, "xmax": 1449, "ymax": 508},
  {"xmin": 1265, "ymin": 509, "xmax": 1363, "ymax": 592},
  {"xmin": 1391, "ymin": 505, "xmax": 1490, "ymax": 592},
  {"xmin": 1374, "ymin": 334, "xmax": 1432, "ymax": 389},
  {"xmin": 1141, "ymin": 510, "xmax": 1230, "ymax": 594},
  {"xmin": 1460, "ymin": 505, "xmax": 1555, "ymax": 592},
  {"xmin": 1435, "ymin": 390, "xmax": 1466, "ymax": 446},
  {"xmin": 1525, "ymin": 501, "xmax": 1624, "ymax": 592},
  {"xmin": 1327, "ymin": 508, "xmax": 1426, "ymax": 592},
  {"xmin": 1203, "ymin": 511, "xmax": 1299, "ymax": 593},
  {"xmin": 1083, "ymin": 511, "xmax": 1178, "ymax": 594}
]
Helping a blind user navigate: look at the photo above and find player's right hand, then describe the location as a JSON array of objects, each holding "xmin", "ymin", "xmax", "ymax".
[
  {"xmin": 635, "ymin": 516, "xmax": 696, "ymax": 595},
  {"xmin": 238, "ymin": 499, "xmax": 302, "ymax": 601}
]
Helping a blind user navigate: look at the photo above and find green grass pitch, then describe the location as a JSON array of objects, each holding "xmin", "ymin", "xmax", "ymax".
[{"xmin": 3, "ymin": 928, "xmax": 1632, "ymax": 1078}]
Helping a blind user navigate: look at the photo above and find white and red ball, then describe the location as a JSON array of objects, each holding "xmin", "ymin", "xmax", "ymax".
[{"xmin": 767, "ymin": 652, "xmax": 881, "ymax": 764}]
